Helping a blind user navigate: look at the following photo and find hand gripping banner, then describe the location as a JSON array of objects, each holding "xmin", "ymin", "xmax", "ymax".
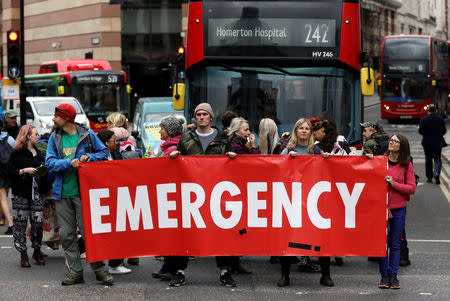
[{"xmin": 79, "ymin": 155, "xmax": 388, "ymax": 262}]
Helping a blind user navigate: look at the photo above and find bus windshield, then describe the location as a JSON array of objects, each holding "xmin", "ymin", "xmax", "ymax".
[
  {"xmin": 188, "ymin": 66, "xmax": 360, "ymax": 143},
  {"xmin": 75, "ymin": 83, "xmax": 127, "ymax": 118},
  {"xmin": 383, "ymin": 37, "xmax": 430, "ymax": 60},
  {"xmin": 382, "ymin": 77, "xmax": 431, "ymax": 101}
]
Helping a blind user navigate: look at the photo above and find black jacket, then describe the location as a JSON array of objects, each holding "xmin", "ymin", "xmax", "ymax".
[
  {"xmin": 419, "ymin": 113, "xmax": 447, "ymax": 148},
  {"xmin": 8, "ymin": 147, "xmax": 47, "ymax": 200}
]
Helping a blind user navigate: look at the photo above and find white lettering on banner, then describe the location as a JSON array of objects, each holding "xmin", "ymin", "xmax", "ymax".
[
  {"xmin": 157, "ymin": 184, "xmax": 178, "ymax": 228},
  {"xmin": 336, "ymin": 183, "xmax": 365, "ymax": 228},
  {"xmin": 247, "ymin": 182, "xmax": 268, "ymax": 227},
  {"xmin": 90, "ymin": 189, "xmax": 111, "ymax": 234},
  {"xmin": 307, "ymin": 181, "xmax": 331, "ymax": 229},
  {"xmin": 88, "ymin": 181, "xmax": 366, "ymax": 234},
  {"xmin": 210, "ymin": 181, "xmax": 242, "ymax": 229},
  {"xmin": 272, "ymin": 182, "xmax": 302, "ymax": 228},
  {"xmin": 181, "ymin": 183, "xmax": 206, "ymax": 228},
  {"xmin": 116, "ymin": 186, "xmax": 153, "ymax": 232}
]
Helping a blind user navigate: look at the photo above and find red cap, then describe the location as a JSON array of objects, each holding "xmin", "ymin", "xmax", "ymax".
[{"xmin": 55, "ymin": 104, "xmax": 76, "ymax": 123}]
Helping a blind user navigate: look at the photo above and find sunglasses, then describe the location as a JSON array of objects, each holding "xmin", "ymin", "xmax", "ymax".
[{"xmin": 389, "ymin": 138, "xmax": 400, "ymax": 144}]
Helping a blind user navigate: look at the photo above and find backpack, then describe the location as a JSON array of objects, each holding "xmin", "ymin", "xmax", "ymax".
[
  {"xmin": 0, "ymin": 136, "xmax": 13, "ymax": 175},
  {"xmin": 119, "ymin": 140, "xmax": 141, "ymax": 159},
  {"xmin": 373, "ymin": 136, "xmax": 389, "ymax": 156}
]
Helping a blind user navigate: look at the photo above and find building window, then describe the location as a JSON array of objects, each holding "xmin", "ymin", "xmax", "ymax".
[
  {"xmin": 409, "ymin": 26, "xmax": 415, "ymax": 34},
  {"xmin": 401, "ymin": 23, "xmax": 404, "ymax": 33},
  {"xmin": 418, "ymin": 28, "xmax": 423, "ymax": 35}
]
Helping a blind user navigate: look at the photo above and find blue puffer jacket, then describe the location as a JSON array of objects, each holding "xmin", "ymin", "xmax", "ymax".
[{"xmin": 45, "ymin": 123, "xmax": 108, "ymax": 200}]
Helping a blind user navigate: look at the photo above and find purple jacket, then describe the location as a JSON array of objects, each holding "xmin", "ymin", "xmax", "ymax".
[{"xmin": 230, "ymin": 135, "xmax": 261, "ymax": 155}]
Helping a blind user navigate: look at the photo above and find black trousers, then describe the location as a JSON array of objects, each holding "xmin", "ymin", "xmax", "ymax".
[
  {"xmin": 280, "ymin": 256, "xmax": 330, "ymax": 275},
  {"xmin": 164, "ymin": 256, "xmax": 189, "ymax": 275}
]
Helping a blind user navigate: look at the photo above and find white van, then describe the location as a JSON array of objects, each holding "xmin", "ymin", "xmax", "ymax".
[{"xmin": 25, "ymin": 97, "xmax": 90, "ymax": 135}]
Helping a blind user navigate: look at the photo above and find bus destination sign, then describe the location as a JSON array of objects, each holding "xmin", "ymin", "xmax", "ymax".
[{"xmin": 76, "ymin": 74, "xmax": 121, "ymax": 84}]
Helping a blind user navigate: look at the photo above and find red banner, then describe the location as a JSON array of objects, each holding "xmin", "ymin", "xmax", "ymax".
[{"xmin": 79, "ymin": 155, "xmax": 388, "ymax": 262}]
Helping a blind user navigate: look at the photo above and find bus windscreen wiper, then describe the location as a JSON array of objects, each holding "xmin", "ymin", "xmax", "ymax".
[
  {"xmin": 220, "ymin": 64, "xmax": 283, "ymax": 75},
  {"xmin": 264, "ymin": 63, "xmax": 341, "ymax": 77}
]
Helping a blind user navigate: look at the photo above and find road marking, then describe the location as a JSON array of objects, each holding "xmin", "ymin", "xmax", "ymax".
[
  {"xmin": 0, "ymin": 235, "xmax": 12, "ymax": 238},
  {"xmin": 1, "ymin": 246, "xmax": 12, "ymax": 249},
  {"xmin": 409, "ymin": 239, "xmax": 450, "ymax": 243},
  {"xmin": 439, "ymin": 171, "xmax": 450, "ymax": 203},
  {"xmin": 420, "ymin": 293, "xmax": 432, "ymax": 295}
]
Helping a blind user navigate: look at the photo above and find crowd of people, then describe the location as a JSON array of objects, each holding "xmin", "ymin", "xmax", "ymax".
[{"xmin": 1, "ymin": 100, "xmax": 436, "ymax": 290}]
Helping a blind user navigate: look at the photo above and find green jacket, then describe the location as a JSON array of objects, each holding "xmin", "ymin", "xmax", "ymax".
[
  {"xmin": 176, "ymin": 127, "xmax": 231, "ymax": 155},
  {"xmin": 363, "ymin": 130, "xmax": 390, "ymax": 155}
]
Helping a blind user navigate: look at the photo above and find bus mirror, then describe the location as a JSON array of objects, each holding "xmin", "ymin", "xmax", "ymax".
[
  {"xmin": 377, "ymin": 79, "xmax": 381, "ymax": 86},
  {"xmin": 432, "ymin": 80, "xmax": 437, "ymax": 86},
  {"xmin": 361, "ymin": 67, "xmax": 374, "ymax": 96},
  {"xmin": 58, "ymin": 85, "xmax": 65, "ymax": 95},
  {"xmin": 127, "ymin": 85, "xmax": 132, "ymax": 94},
  {"xmin": 173, "ymin": 83, "xmax": 185, "ymax": 110}
]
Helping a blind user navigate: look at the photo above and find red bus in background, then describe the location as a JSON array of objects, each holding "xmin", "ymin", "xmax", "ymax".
[
  {"xmin": 25, "ymin": 59, "xmax": 130, "ymax": 131},
  {"xmin": 177, "ymin": 0, "xmax": 368, "ymax": 145},
  {"xmin": 380, "ymin": 35, "xmax": 449, "ymax": 120},
  {"xmin": 39, "ymin": 59, "xmax": 112, "ymax": 73}
]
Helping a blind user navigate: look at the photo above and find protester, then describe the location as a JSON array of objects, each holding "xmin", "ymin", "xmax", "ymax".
[
  {"xmin": 0, "ymin": 118, "xmax": 15, "ymax": 234},
  {"xmin": 258, "ymin": 118, "xmax": 280, "ymax": 155},
  {"xmin": 97, "ymin": 129, "xmax": 132, "ymax": 275},
  {"xmin": 418, "ymin": 104, "xmax": 447, "ymax": 184},
  {"xmin": 170, "ymin": 103, "xmax": 237, "ymax": 287},
  {"xmin": 4, "ymin": 110, "xmax": 20, "ymax": 139},
  {"xmin": 278, "ymin": 118, "xmax": 321, "ymax": 287},
  {"xmin": 8, "ymin": 125, "xmax": 47, "ymax": 267},
  {"xmin": 360, "ymin": 120, "xmax": 389, "ymax": 155},
  {"xmin": 378, "ymin": 133, "xmax": 416, "ymax": 289},
  {"xmin": 45, "ymin": 103, "xmax": 113, "ymax": 286},
  {"xmin": 221, "ymin": 111, "xmax": 238, "ymax": 134},
  {"xmin": 228, "ymin": 117, "xmax": 260, "ymax": 155}
]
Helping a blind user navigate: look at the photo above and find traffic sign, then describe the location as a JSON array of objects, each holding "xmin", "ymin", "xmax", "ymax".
[{"xmin": 8, "ymin": 67, "xmax": 20, "ymax": 78}]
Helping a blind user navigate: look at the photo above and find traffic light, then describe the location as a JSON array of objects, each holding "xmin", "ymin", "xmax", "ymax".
[{"xmin": 7, "ymin": 30, "xmax": 21, "ymax": 79}]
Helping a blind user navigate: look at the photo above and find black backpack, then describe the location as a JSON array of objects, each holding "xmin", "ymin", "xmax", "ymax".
[
  {"xmin": 373, "ymin": 136, "xmax": 389, "ymax": 156},
  {"xmin": 0, "ymin": 136, "xmax": 13, "ymax": 175}
]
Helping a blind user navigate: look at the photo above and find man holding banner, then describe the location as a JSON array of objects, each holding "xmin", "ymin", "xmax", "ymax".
[
  {"xmin": 45, "ymin": 104, "xmax": 113, "ymax": 286},
  {"xmin": 170, "ymin": 103, "xmax": 237, "ymax": 287}
]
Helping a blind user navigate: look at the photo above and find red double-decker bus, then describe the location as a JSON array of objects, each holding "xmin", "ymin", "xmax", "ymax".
[
  {"xmin": 174, "ymin": 0, "xmax": 372, "ymax": 144},
  {"xmin": 380, "ymin": 35, "xmax": 449, "ymax": 120}
]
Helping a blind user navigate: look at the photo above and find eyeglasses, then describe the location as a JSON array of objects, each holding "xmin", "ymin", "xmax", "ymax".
[
  {"xmin": 389, "ymin": 138, "xmax": 400, "ymax": 144},
  {"xmin": 108, "ymin": 138, "xmax": 116, "ymax": 142}
]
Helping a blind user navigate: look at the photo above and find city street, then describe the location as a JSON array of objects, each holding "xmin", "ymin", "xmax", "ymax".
[{"xmin": 0, "ymin": 97, "xmax": 449, "ymax": 300}]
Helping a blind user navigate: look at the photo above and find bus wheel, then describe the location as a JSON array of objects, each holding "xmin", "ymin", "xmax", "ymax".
[{"xmin": 387, "ymin": 119, "xmax": 394, "ymax": 124}]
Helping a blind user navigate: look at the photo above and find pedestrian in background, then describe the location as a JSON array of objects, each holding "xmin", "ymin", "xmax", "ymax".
[
  {"xmin": 379, "ymin": 133, "xmax": 416, "ymax": 289},
  {"xmin": 97, "ymin": 129, "xmax": 132, "ymax": 275},
  {"xmin": 258, "ymin": 118, "xmax": 280, "ymax": 155},
  {"xmin": 0, "ymin": 118, "xmax": 15, "ymax": 234},
  {"xmin": 4, "ymin": 110, "xmax": 20, "ymax": 139},
  {"xmin": 361, "ymin": 120, "xmax": 390, "ymax": 156},
  {"xmin": 418, "ymin": 104, "xmax": 447, "ymax": 184},
  {"xmin": 8, "ymin": 125, "xmax": 46, "ymax": 267},
  {"xmin": 107, "ymin": 112, "xmax": 140, "ymax": 160},
  {"xmin": 221, "ymin": 111, "xmax": 238, "ymax": 134},
  {"xmin": 45, "ymin": 103, "xmax": 113, "ymax": 286},
  {"xmin": 170, "ymin": 103, "xmax": 237, "ymax": 287}
]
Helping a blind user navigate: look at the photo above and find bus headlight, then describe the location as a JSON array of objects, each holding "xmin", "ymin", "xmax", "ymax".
[
  {"xmin": 384, "ymin": 105, "xmax": 390, "ymax": 111},
  {"xmin": 423, "ymin": 105, "xmax": 429, "ymax": 111}
]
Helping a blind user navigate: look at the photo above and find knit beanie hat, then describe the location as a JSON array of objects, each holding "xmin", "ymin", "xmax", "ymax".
[
  {"xmin": 194, "ymin": 103, "xmax": 214, "ymax": 119},
  {"xmin": 160, "ymin": 116, "xmax": 184, "ymax": 137},
  {"xmin": 55, "ymin": 104, "xmax": 76, "ymax": 123},
  {"xmin": 308, "ymin": 117, "xmax": 328, "ymax": 131}
]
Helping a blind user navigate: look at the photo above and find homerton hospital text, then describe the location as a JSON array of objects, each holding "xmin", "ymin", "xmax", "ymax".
[{"xmin": 216, "ymin": 27, "xmax": 288, "ymax": 40}]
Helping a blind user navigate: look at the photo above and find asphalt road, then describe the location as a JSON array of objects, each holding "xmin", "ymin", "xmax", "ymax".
[{"xmin": 0, "ymin": 98, "xmax": 449, "ymax": 300}]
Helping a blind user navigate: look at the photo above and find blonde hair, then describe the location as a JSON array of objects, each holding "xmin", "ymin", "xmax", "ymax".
[
  {"xmin": 287, "ymin": 118, "xmax": 315, "ymax": 153},
  {"xmin": 258, "ymin": 118, "xmax": 280, "ymax": 154},
  {"xmin": 227, "ymin": 117, "xmax": 248, "ymax": 137},
  {"xmin": 107, "ymin": 112, "xmax": 127, "ymax": 129}
]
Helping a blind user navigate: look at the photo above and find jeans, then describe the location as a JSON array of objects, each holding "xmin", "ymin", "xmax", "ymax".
[
  {"xmin": 423, "ymin": 145, "xmax": 442, "ymax": 179},
  {"xmin": 379, "ymin": 207, "xmax": 406, "ymax": 276}
]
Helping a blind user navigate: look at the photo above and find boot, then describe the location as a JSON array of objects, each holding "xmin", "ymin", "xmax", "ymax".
[
  {"xmin": 32, "ymin": 249, "xmax": 45, "ymax": 265},
  {"xmin": 20, "ymin": 251, "xmax": 31, "ymax": 268},
  {"xmin": 277, "ymin": 264, "xmax": 290, "ymax": 287},
  {"xmin": 319, "ymin": 257, "xmax": 334, "ymax": 286}
]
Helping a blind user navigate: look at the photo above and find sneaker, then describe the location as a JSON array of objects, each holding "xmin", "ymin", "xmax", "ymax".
[
  {"xmin": 390, "ymin": 275, "xmax": 400, "ymax": 289},
  {"xmin": 297, "ymin": 261, "xmax": 320, "ymax": 273},
  {"xmin": 220, "ymin": 272, "xmax": 237, "ymax": 287},
  {"xmin": 169, "ymin": 272, "xmax": 186, "ymax": 287},
  {"xmin": 95, "ymin": 271, "xmax": 114, "ymax": 285},
  {"xmin": 399, "ymin": 258, "xmax": 411, "ymax": 266},
  {"xmin": 109, "ymin": 265, "xmax": 131, "ymax": 274},
  {"xmin": 378, "ymin": 275, "xmax": 390, "ymax": 289},
  {"xmin": 61, "ymin": 273, "xmax": 84, "ymax": 286},
  {"xmin": 320, "ymin": 274, "xmax": 335, "ymax": 286}
]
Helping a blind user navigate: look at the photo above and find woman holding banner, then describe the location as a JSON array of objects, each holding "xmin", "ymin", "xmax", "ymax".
[
  {"xmin": 379, "ymin": 133, "xmax": 416, "ymax": 289},
  {"xmin": 278, "ymin": 118, "xmax": 319, "ymax": 287}
]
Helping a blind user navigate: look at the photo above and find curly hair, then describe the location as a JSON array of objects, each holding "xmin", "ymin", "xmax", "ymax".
[
  {"xmin": 14, "ymin": 125, "xmax": 36, "ymax": 151},
  {"xmin": 318, "ymin": 121, "xmax": 339, "ymax": 153}
]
